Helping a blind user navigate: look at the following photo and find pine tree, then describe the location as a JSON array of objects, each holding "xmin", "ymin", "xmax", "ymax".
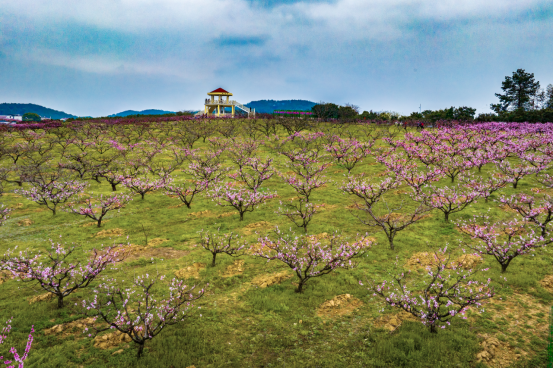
[
  {"xmin": 545, "ymin": 84, "xmax": 553, "ymax": 109},
  {"xmin": 493, "ymin": 69, "xmax": 540, "ymax": 111}
]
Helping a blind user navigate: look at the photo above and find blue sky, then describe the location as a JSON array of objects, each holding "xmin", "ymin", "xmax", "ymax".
[{"xmin": 0, "ymin": 0, "xmax": 552, "ymax": 117}]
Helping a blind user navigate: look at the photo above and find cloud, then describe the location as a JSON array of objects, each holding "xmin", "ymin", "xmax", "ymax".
[
  {"xmin": 214, "ymin": 35, "xmax": 270, "ymax": 47},
  {"xmin": 0, "ymin": 0, "xmax": 552, "ymax": 116}
]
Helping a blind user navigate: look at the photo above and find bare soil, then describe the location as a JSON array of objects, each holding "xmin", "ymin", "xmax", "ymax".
[
  {"xmin": 316, "ymin": 294, "xmax": 363, "ymax": 320},
  {"xmin": 174, "ymin": 263, "xmax": 206, "ymax": 279}
]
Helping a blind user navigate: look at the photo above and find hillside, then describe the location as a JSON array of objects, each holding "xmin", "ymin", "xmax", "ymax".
[
  {"xmin": 108, "ymin": 109, "xmax": 175, "ymax": 118},
  {"xmin": 244, "ymin": 99, "xmax": 317, "ymax": 113},
  {"xmin": 0, "ymin": 103, "xmax": 76, "ymax": 119}
]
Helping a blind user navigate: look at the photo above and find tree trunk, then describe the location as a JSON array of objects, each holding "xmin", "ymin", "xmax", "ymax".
[
  {"xmin": 444, "ymin": 212, "xmax": 449, "ymax": 222},
  {"xmin": 57, "ymin": 295, "xmax": 64, "ymax": 308},
  {"xmin": 137, "ymin": 342, "xmax": 144, "ymax": 358},
  {"xmin": 501, "ymin": 263, "xmax": 508, "ymax": 273},
  {"xmin": 212, "ymin": 253, "xmax": 217, "ymax": 267},
  {"xmin": 388, "ymin": 236, "xmax": 395, "ymax": 251},
  {"xmin": 141, "ymin": 193, "xmax": 145, "ymax": 200},
  {"xmin": 111, "ymin": 183, "xmax": 117, "ymax": 191},
  {"xmin": 295, "ymin": 280, "xmax": 305, "ymax": 293},
  {"xmin": 429, "ymin": 324, "xmax": 437, "ymax": 333},
  {"xmin": 97, "ymin": 219, "xmax": 102, "ymax": 227},
  {"xmin": 513, "ymin": 181, "xmax": 518, "ymax": 189},
  {"xmin": 239, "ymin": 212, "xmax": 244, "ymax": 221}
]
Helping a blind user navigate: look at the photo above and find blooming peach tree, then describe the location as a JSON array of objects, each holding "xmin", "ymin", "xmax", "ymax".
[
  {"xmin": 82, "ymin": 274, "xmax": 207, "ymax": 358},
  {"xmin": 0, "ymin": 204, "xmax": 11, "ymax": 227},
  {"xmin": 198, "ymin": 230, "xmax": 246, "ymax": 266},
  {"xmin": 1, "ymin": 237, "xmax": 127, "ymax": 308},
  {"xmin": 210, "ymin": 183, "xmax": 277, "ymax": 221},
  {"xmin": 64, "ymin": 192, "xmax": 133, "ymax": 227},
  {"xmin": 362, "ymin": 248, "xmax": 495, "ymax": 333},
  {"xmin": 253, "ymin": 228, "xmax": 372, "ymax": 293},
  {"xmin": 0, "ymin": 318, "xmax": 34, "ymax": 368},
  {"xmin": 15, "ymin": 180, "xmax": 88, "ymax": 215},
  {"xmin": 457, "ymin": 215, "xmax": 549, "ymax": 272}
]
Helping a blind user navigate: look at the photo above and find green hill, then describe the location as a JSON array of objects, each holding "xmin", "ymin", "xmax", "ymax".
[
  {"xmin": 108, "ymin": 109, "xmax": 175, "ymax": 118},
  {"xmin": 245, "ymin": 100, "xmax": 316, "ymax": 113},
  {"xmin": 0, "ymin": 103, "xmax": 76, "ymax": 119}
]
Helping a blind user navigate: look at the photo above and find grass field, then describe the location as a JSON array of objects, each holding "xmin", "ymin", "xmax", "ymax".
[{"xmin": 0, "ymin": 121, "xmax": 551, "ymax": 367}]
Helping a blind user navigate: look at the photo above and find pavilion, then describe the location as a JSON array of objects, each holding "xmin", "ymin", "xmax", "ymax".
[{"xmin": 204, "ymin": 88, "xmax": 254, "ymax": 117}]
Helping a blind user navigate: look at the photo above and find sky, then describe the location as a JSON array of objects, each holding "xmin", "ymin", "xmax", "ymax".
[{"xmin": 1, "ymin": 0, "xmax": 552, "ymax": 117}]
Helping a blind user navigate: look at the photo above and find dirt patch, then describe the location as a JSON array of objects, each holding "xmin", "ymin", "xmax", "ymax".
[
  {"xmin": 499, "ymin": 204, "xmax": 519, "ymax": 214},
  {"xmin": 140, "ymin": 247, "xmax": 190, "ymax": 260},
  {"xmin": 405, "ymin": 252, "xmax": 446, "ymax": 271},
  {"xmin": 316, "ymin": 294, "xmax": 363, "ymax": 319},
  {"xmin": 468, "ymin": 292, "xmax": 549, "ymax": 356},
  {"xmin": 476, "ymin": 334, "xmax": 526, "ymax": 368},
  {"xmin": 146, "ymin": 238, "xmax": 169, "ymax": 247},
  {"xmin": 405, "ymin": 252, "xmax": 482, "ymax": 271},
  {"xmin": 394, "ymin": 189, "xmax": 411, "ymax": 195},
  {"xmin": 14, "ymin": 203, "xmax": 24, "ymax": 209},
  {"xmin": 345, "ymin": 203, "xmax": 361, "ymax": 210},
  {"xmin": 373, "ymin": 310, "xmax": 419, "ymax": 332},
  {"xmin": 222, "ymin": 260, "xmax": 245, "ymax": 277},
  {"xmin": 248, "ymin": 242, "xmax": 270, "ymax": 255},
  {"xmin": 95, "ymin": 228, "xmax": 125, "ymax": 238},
  {"xmin": 217, "ymin": 212, "xmax": 234, "ymax": 218},
  {"xmin": 29, "ymin": 292, "xmax": 55, "ymax": 305},
  {"xmin": 94, "ymin": 331, "xmax": 133, "ymax": 350},
  {"xmin": 81, "ymin": 220, "xmax": 109, "ymax": 227},
  {"xmin": 167, "ymin": 203, "xmax": 186, "ymax": 209},
  {"xmin": 175, "ymin": 263, "xmax": 206, "ymax": 279},
  {"xmin": 190, "ymin": 210, "xmax": 210, "ymax": 217},
  {"xmin": 242, "ymin": 221, "xmax": 273, "ymax": 236},
  {"xmin": 0, "ymin": 271, "xmax": 14, "ymax": 284},
  {"xmin": 251, "ymin": 271, "xmax": 293, "ymax": 288},
  {"xmin": 455, "ymin": 254, "xmax": 483, "ymax": 269},
  {"xmin": 319, "ymin": 204, "xmax": 338, "ymax": 211},
  {"xmin": 539, "ymin": 275, "xmax": 553, "ymax": 292},
  {"xmin": 44, "ymin": 317, "xmax": 96, "ymax": 337},
  {"xmin": 383, "ymin": 212, "xmax": 409, "ymax": 221},
  {"xmin": 124, "ymin": 242, "xmax": 188, "ymax": 262},
  {"xmin": 307, "ymin": 232, "xmax": 330, "ymax": 242}
]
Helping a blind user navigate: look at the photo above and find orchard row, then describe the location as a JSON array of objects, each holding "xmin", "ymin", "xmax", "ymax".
[{"xmin": 1, "ymin": 120, "xmax": 553, "ymax": 361}]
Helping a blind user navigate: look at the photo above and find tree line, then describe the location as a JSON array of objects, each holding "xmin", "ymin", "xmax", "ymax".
[{"xmin": 310, "ymin": 69, "xmax": 553, "ymax": 123}]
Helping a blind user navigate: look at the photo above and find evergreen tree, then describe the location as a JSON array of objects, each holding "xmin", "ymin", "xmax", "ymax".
[
  {"xmin": 493, "ymin": 69, "xmax": 540, "ymax": 111},
  {"xmin": 22, "ymin": 112, "xmax": 42, "ymax": 122},
  {"xmin": 545, "ymin": 84, "xmax": 553, "ymax": 109}
]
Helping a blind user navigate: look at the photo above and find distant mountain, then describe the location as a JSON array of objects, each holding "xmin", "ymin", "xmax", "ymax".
[
  {"xmin": 108, "ymin": 109, "xmax": 175, "ymax": 117},
  {"xmin": 0, "ymin": 103, "xmax": 76, "ymax": 119},
  {"xmin": 244, "ymin": 100, "xmax": 317, "ymax": 114}
]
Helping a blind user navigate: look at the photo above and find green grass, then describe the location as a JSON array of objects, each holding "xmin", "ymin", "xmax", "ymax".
[{"xmin": 0, "ymin": 121, "xmax": 551, "ymax": 367}]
